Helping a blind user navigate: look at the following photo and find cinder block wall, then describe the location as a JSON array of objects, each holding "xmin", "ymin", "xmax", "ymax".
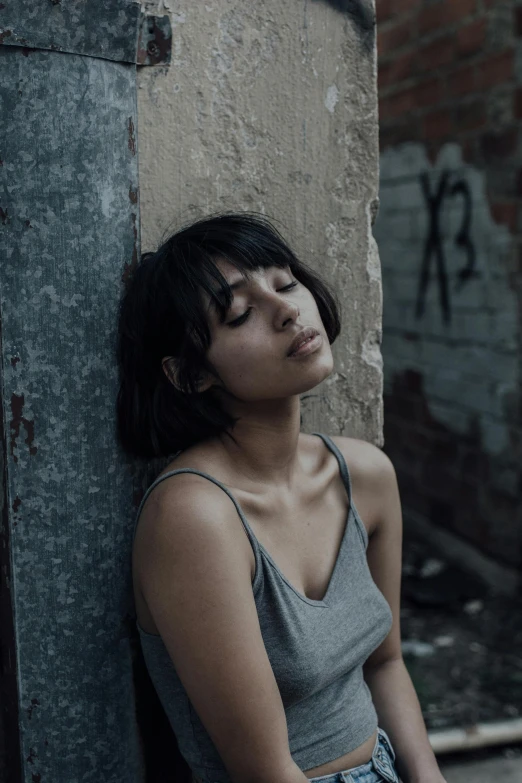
[{"xmin": 373, "ymin": 0, "xmax": 522, "ymax": 572}]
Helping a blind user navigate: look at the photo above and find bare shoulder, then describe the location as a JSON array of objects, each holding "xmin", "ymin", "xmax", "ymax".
[
  {"xmin": 133, "ymin": 452, "xmax": 253, "ymax": 589},
  {"xmin": 328, "ymin": 435, "xmax": 396, "ymax": 482},
  {"xmin": 327, "ymin": 435, "xmax": 398, "ymax": 536}
]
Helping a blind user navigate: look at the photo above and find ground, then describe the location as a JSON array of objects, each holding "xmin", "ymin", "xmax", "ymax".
[
  {"xmin": 399, "ymin": 528, "xmax": 522, "ymax": 779},
  {"xmin": 400, "ymin": 528, "xmax": 522, "ymax": 730}
]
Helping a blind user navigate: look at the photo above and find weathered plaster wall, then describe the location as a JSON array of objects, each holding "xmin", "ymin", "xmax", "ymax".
[{"xmin": 137, "ymin": 0, "xmax": 383, "ymax": 443}]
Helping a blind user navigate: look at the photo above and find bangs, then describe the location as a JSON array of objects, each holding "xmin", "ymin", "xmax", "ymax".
[{"xmin": 174, "ymin": 213, "xmax": 298, "ymax": 324}]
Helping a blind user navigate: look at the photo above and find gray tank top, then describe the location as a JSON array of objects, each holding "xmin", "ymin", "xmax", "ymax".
[{"xmin": 133, "ymin": 433, "xmax": 393, "ymax": 783}]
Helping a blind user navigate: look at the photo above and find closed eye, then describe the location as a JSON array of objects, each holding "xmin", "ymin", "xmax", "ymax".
[{"xmin": 226, "ymin": 280, "xmax": 299, "ymax": 327}]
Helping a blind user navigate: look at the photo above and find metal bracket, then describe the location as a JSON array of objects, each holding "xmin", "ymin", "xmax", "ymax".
[{"xmin": 137, "ymin": 13, "xmax": 171, "ymax": 66}]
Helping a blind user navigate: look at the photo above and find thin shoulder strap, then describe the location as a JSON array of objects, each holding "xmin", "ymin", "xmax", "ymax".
[
  {"xmin": 311, "ymin": 432, "xmax": 352, "ymax": 505},
  {"xmin": 132, "ymin": 467, "xmax": 262, "ymax": 558},
  {"xmin": 312, "ymin": 432, "xmax": 369, "ymax": 548}
]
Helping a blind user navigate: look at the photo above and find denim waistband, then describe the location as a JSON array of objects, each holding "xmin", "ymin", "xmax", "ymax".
[
  {"xmin": 191, "ymin": 727, "xmax": 400, "ymax": 783},
  {"xmin": 307, "ymin": 727, "xmax": 399, "ymax": 783}
]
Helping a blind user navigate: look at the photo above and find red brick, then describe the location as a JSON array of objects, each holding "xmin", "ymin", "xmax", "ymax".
[
  {"xmin": 516, "ymin": 169, "xmax": 522, "ymax": 197},
  {"xmin": 414, "ymin": 77, "xmax": 443, "ymax": 108},
  {"xmin": 375, "ymin": 0, "xmax": 393, "ymax": 22},
  {"xmin": 477, "ymin": 49, "xmax": 514, "ymax": 90},
  {"xmin": 419, "ymin": 34, "xmax": 455, "ymax": 70},
  {"xmin": 515, "ymin": 89, "xmax": 522, "ymax": 119},
  {"xmin": 490, "ymin": 201, "xmax": 517, "ymax": 231},
  {"xmin": 382, "ymin": 86, "xmax": 418, "ymax": 119},
  {"xmin": 423, "ymin": 108, "xmax": 452, "ymax": 140},
  {"xmin": 379, "ymin": 121, "xmax": 419, "ymax": 150},
  {"xmin": 457, "ymin": 19, "xmax": 486, "ymax": 57},
  {"xmin": 419, "ymin": 0, "xmax": 477, "ymax": 35},
  {"xmin": 516, "ymin": 7, "xmax": 522, "ymax": 37},
  {"xmin": 454, "ymin": 99, "xmax": 486, "ymax": 132},
  {"xmin": 449, "ymin": 63, "xmax": 477, "ymax": 97},
  {"xmin": 395, "ymin": 0, "xmax": 421, "ymax": 13},
  {"xmin": 377, "ymin": 19, "xmax": 413, "ymax": 56},
  {"xmin": 378, "ymin": 50, "xmax": 417, "ymax": 88},
  {"xmin": 480, "ymin": 127, "xmax": 518, "ymax": 160}
]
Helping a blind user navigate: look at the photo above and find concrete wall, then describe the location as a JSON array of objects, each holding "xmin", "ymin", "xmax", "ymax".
[
  {"xmin": 137, "ymin": 0, "xmax": 384, "ymax": 444},
  {"xmin": 374, "ymin": 0, "xmax": 522, "ymax": 576}
]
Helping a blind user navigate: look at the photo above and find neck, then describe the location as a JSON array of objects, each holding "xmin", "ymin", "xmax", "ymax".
[{"xmin": 215, "ymin": 395, "xmax": 304, "ymax": 489}]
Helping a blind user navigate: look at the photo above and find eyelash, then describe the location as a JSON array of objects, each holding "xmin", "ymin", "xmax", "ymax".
[{"xmin": 227, "ymin": 281, "xmax": 299, "ymax": 327}]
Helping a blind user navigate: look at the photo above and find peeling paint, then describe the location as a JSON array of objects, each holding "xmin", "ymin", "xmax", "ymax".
[{"xmin": 325, "ymin": 84, "xmax": 339, "ymax": 113}]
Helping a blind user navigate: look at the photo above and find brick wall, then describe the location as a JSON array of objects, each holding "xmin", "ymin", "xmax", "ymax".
[{"xmin": 373, "ymin": 0, "xmax": 522, "ymax": 572}]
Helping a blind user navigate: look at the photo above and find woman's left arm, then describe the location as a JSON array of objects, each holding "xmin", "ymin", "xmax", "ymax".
[{"xmin": 344, "ymin": 440, "xmax": 446, "ymax": 783}]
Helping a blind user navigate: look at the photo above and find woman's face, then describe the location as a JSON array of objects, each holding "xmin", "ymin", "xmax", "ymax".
[{"xmin": 201, "ymin": 259, "xmax": 335, "ymax": 403}]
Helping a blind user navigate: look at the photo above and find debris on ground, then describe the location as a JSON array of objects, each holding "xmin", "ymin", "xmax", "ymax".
[{"xmin": 400, "ymin": 530, "xmax": 522, "ymax": 730}]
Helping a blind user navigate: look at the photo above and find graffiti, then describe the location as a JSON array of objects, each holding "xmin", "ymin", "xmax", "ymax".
[{"xmin": 416, "ymin": 170, "xmax": 477, "ymax": 323}]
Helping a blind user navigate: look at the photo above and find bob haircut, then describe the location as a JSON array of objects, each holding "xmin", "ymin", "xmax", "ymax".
[{"xmin": 116, "ymin": 212, "xmax": 341, "ymax": 459}]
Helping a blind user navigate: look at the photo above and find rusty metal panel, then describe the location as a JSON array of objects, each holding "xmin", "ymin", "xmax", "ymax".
[{"xmin": 0, "ymin": 2, "xmax": 148, "ymax": 780}]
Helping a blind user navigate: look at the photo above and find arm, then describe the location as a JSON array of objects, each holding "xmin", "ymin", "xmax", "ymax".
[
  {"xmin": 134, "ymin": 473, "xmax": 311, "ymax": 783},
  {"xmin": 338, "ymin": 440, "xmax": 446, "ymax": 783}
]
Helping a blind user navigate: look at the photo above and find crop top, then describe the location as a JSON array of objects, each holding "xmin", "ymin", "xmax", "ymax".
[{"xmin": 133, "ymin": 432, "xmax": 393, "ymax": 783}]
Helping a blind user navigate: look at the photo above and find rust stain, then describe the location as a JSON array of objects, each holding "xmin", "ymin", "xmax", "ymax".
[
  {"xmin": 128, "ymin": 185, "xmax": 138, "ymax": 205},
  {"xmin": 27, "ymin": 698, "xmax": 39, "ymax": 721},
  {"xmin": 121, "ymin": 212, "xmax": 139, "ymax": 285},
  {"xmin": 127, "ymin": 117, "xmax": 136, "ymax": 156},
  {"xmin": 10, "ymin": 356, "xmax": 20, "ymax": 367},
  {"xmin": 24, "ymin": 219, "xmax": 32, "ymax": 228},
  {"xmin": 0, "ymin": 4, "xmax": 6, "ymax": 9},
  {"xmin": 12, "ymin": 496, "xmax": 21, "ymax": 513},
  {"xmin": 10, "ymin": 393, "xmax": 38, "ymax": 463},
  {"xmin": 27, "ymin": 746, "xmax": 37, "ymax": 764},
  {"xmin": 0, "ymin": 28, "xmax": 12, "ymax": 44},
  {"xmin": 31, "ymin": 773, "xmax": 41, "ymax": 783},
  {"xmin": 21, "ymin": 47, "xmax": 32, "ymax": 57}
]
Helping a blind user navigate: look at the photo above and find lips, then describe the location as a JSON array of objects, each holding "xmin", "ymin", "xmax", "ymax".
[{"xmin": 287, "ymin": 327, "xmax": 321, "ymax": 356}]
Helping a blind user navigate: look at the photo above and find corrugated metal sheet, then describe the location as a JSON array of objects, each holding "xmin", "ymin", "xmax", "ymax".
[{"xmin": 0, "ymin": 1, "xmax": 170, "ymax": 780}]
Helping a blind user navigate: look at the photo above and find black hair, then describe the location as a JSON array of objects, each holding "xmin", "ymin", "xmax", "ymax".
[{"xmin": 116, "ymin": 212, "xmax": 341, "ymax": 459}]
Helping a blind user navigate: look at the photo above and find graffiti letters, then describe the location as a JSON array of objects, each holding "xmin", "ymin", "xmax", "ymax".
[{"xmin": 416, "ymin": 170, "xmax": 477, "ymax": 323}]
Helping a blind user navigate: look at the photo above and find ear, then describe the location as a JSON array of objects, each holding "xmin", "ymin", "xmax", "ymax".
[{"xmin": 162, "ymin": 356, "xmax": 215, "ymax": 394}]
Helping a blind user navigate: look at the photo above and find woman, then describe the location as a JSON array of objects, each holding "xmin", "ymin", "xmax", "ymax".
[{"xmin": 117, "ymin": 213, "xmax": 446, "ymax": 783}]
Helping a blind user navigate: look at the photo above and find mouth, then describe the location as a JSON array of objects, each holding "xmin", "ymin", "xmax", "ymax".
[{"xmin": 286, "ymin": 327, "xmax": 322, "ymax": 357}]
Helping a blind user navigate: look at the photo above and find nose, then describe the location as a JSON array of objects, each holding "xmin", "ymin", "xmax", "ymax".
[{"xmin": 277, "ymin": 297, "xmax": 299, "ymax": 329}]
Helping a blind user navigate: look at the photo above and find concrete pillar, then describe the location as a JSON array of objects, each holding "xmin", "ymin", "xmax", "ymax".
[{"xmin": 138, "ymin": 0, "xmax": 383, "ymax": 444}]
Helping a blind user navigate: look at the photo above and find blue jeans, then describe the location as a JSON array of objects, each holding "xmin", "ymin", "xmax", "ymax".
[
  {"xmin": 307, "ymin": 728, "xmax": 400, "ymax": 783},
  {"xmin": 191, "ymin": 727, "xmax": 400, "ymax": 783}
]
